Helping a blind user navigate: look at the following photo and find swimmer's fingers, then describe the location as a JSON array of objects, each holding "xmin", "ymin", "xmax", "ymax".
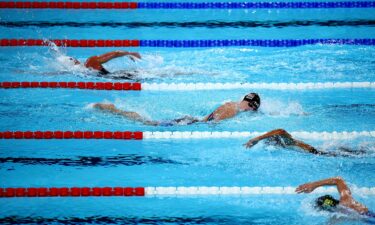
[
  {"xmin": 243, "ymin": 140, "xmax": 256, "ymax": 148},
  {"xmin": 295, "ymin": 185, "xmax": 307, "ymax": 193},
  {"xmin": 244, "ymin": 139, "xmax": 257, "ymax": 149},
  {"xmin": 243, "ymin": 142, "xmax": 254, "ymax": 148},
  {"xmin": 133, "ymin": 52, "xmax": 142, "ymax": 59},
  {"xmin": 295, "ymin": 184, "xmax": 314, "ymax": 193},
  {"xmin": 128, "ymin": 52, "xmax": 141, "ymax": 61}
]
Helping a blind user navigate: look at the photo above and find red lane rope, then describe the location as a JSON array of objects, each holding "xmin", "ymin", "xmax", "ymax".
[
  {"xmin": 0, "ymin": 187, "xmax": 145, "ymax": 197},
  {"xmin": 0, "ymin": 82, "xmax": 141, "ymax": 91},
  {"xmin": 0, "ymin": 131, "xmax": 143, "ymax": 140},
  {"xmin": 0, "ymin": 2, "xmax": 138, "ymax": 9},
  {"xmin": 0, "ymin": 39, "xmax": 140, "ymax": 47}
]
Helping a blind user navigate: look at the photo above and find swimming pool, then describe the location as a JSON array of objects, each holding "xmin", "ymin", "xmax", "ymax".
[{"xmin": 1, "ymin": 1, "xmax": 375, "ymax": 224}]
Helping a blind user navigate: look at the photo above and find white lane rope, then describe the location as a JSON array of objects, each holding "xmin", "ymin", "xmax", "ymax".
[
  {"xmin": 145, "ymin": 186, "xmax": 375, "ymax": 195},
  {"xmin": 142, "ymin": 82, "xmax": 375, "ymax": 91},
  {"xmin": 144, "ymin": 131, "xmax": 375, "ymax": 140}
]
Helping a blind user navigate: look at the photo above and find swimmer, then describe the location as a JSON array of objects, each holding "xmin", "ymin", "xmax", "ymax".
[
  {"xmin": 93, "ymin": 93, "xmax": 261, "ymax": 126},
  {"xmin": 296, "ymin": 177, "xmax": 374, "ymax": 218},
  {"xmin": 68, "ymin": 50, "xmax": 141, "ymax": 78},
  {"xmin": 244, "ymin": 129, "xmax": 367, "ymax": 156}
]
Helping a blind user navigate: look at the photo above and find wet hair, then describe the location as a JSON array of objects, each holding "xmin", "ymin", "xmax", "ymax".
[
  {"xmin": 315, "ymin": 195, "xmax": 339, "ymax": 211},
  {"xmin": 243, "ymin": 93, "xmax": 261, "ymax": 110}
]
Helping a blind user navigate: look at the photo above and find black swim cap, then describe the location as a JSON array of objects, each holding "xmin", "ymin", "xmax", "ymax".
[
  {"xmin": 315, "ymin": 195, "xmax": 339, "ymax": 211},
  {"xmin": 243, "ymin": 93, "xmax": 261, "ymax": 110}
]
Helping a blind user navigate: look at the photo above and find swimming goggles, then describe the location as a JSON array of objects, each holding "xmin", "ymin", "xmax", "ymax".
[{"xmin": 243, "ymin": 94, "xmax": 260, "ymax": 110}]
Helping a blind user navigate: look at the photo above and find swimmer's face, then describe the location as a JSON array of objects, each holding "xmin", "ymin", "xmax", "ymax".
[
  {"xmin": 69, "ymin": 57, "xmax": 80, "ymax": 65},
  {"xmin": 242, "ymin": 93, "xmax": 260, "ymax": 111},
  {"xmin": 241, "ymin": 100, "xmax": 258, "ymax": 111}
]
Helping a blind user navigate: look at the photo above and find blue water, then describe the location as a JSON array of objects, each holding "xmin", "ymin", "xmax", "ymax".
[{"xmin": 1, "ymin": 1, "xmax": 375, "ymax": 224}]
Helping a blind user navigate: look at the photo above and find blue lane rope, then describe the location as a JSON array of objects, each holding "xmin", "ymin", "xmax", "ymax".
[
  {"xmin": 140, "ymin": 39, "xmax": 375, "ymax": 47},
  {"xmin": 137, "ymin": 1, "xmax": 375, "ymax": 9}
]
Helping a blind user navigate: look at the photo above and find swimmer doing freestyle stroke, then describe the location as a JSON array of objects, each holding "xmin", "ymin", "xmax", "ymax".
[
  {"xmin": 244, "ymin": 129, "xmax": 369, "ymax": 156},
  {"xmin": 67, "ymin": 50, "xmax": 141, "ymax": 79},
  {"xmin": 296, "ymin": 177, "xmax": 375, "ymax": 220},
  {"xmin": 93, "ymin": 93, "xmax": 261, "ymax": 126}
]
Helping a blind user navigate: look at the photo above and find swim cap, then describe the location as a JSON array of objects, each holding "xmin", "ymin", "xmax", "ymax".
[
  {"xmin": 315, "ymin": 195, "xmax": 339, "ymax": 211},
  {"xmin": 243, "ymin": 93, "xmax": 261, "ymax": 110}
]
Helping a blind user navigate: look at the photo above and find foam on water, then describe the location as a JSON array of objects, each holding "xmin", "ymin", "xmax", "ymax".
[
  {"xmin": 320, "ymin": 140, "xmax": 375, "ymax": 157},
  {"xmin": 260, "ymin": 99, "xmax": 306, "ymax": 117}
]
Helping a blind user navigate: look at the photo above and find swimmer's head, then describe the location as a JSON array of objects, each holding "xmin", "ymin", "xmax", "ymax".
[
  {"xmin": 315, "ymin": 195, "xmax": 339, "ymax": 212},
  {"xmin": 242, "ymin": 93, "xmax": 260, "ymax": 111},
  {"xmin": 68, "ymin": 57, "xmax": 81, "ymax": 65}
]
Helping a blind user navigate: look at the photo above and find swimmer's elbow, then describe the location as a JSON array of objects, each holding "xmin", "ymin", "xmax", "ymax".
[
  {"xmin": 328, "ymin": 177, "xmax": 345, "ymax": 185},
  {"xmin": 274, "ymin": 128, "xmax": 286, "ymax": 133},
  {"xmin": 333, "ymin": 177, "xmax": 345, "ymax": 183},
  {"xmin": 273, "ymin": 129, "xmax": 289, "ymax": 135}
]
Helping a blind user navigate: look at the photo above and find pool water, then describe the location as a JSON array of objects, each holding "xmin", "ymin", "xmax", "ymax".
[{"xmin": 0, "ymin": 1, "xmax": 375, "ymax": 224}]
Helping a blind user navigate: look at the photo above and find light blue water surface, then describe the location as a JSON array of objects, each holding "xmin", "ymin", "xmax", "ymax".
[{"xmin": 0, "ymin": 2, "xmax": 375, "ymax": 225}]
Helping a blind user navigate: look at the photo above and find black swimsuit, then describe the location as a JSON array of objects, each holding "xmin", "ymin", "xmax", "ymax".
[
  {"xmin": 97, "ymin": 68, "xmax": 136, "ymax": 80},
  {"xmin": 99, "ymin": 67, "xmax": 110, "ymax": 75},
  {"xmin": 206, "ymin": 112, "xmax": 215, "ymax": 121}
]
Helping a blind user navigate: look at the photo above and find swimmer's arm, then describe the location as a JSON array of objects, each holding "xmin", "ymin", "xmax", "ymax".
[
  {"xmin": 244, "ymin": 129, "xmax": 324, "ymax": 155},
  {"xmin": 244, "ymin": 129, "xmax": 296, "ymax": 148},
  {"xmin": 296, "ymin": 177, "xmax": 369, "ymax": 214},
  {"xmin": 244, "ymin": 129, "xmax": 287, "ymax": 148},
  {"xmin": 202, "ymin": 104, "xmax": 237, "ymax": 122},
  {"xmin": 93, "ymin": 103, "xmax": 158, "ymax": 126},
  {"xmin": 96, "ymin": 51, "xmax": 141, "ymax": 64},
  {"xmin": 292, "ymin": 139, "xmax": 325, "ymax": 155},
  {"xmin": 202, "ymin": 113, "xmax": 214, "ymax": 122},
  {"xmin": 295, "ymin": 177, "xmax": 351, "ymax": 199}
]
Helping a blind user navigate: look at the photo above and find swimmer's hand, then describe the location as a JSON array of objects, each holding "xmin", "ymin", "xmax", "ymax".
[
  {"xmin": 113, "ymin": 51, "xmax": 141, "ymax": 61},
  {"xmin": 127, "ymin": 52, "xmax": 142, "ymax": 62},
  {"xmin": 243, "ymin": 138, "xmax": 259, "ymax": 149},
  {"xmin": 295, "ymin": 183, "xmax": 316, "ymax": 193}
]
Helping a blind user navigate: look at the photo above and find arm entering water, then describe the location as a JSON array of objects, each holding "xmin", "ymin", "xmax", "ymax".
[
  {"xmin": 243, "ymin": 129, "xmax": 327, "ymax": 155},
  {"xmin": 93, "ymin": 103, "xmax": 159, "ymax": 126},
  {"xmin": 94, "ymin": 51, "xmax": 141, "ymax": 64},
  {"xmin": 295, "ymin": 177, "xmax": 369, "ymax": 214},
  {"xmin": 85, "ymin": 51, "xmax": 141, "ymax": 71}
]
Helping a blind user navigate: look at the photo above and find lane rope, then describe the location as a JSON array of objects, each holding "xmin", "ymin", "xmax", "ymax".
[
  {"xmin": 141, "ymin": 1, "xmax": 375, "ymax": 9},
  {"xmin": 1, "ymin": 39, "xmax": 375, "ymax": 47},
  {"xmin": 0, "ymin": 187, "xmax": 145, "ymax": 197},
  {"xmin": 1, "ymin": 186, "xmax": 374, "ymax": 197},
  {"xmin": 1, "ymin": 82, "xmax": 374, "ymax": 91},
  {"xmin": 2, "ymin": 20, "xmax": 375, "ymax": 28},
  {"xmin": 0, "ymin": 81, "xmax": 141, "ymax": 91},
  {"xmin": 1, "ymin": 131, "xmax": 374, "ymax": 140},
  {"xmin": 0, "ymin": 131, "xmax": 143, "ymax": 140},
  {"xmin": 142, "ymin": 82, "xmax": 375, "ymax": 90},
  {"xmin": 145, "ymin": 186, "xmax": 375, "ymax": 195},
  {"xmin": 0, "ymin": 2, "xmax": 138, "ymax": 9},
  {"xmin": 1, "ymin": 1, "xmax": 374, "ymax": 9},
  {"xmin": 0, "ymin": 39, "xmax": 140, "ymax": 47},
  {"xmin": 144, "ymin": 131, "xmax": 375, "ymax": 140}
]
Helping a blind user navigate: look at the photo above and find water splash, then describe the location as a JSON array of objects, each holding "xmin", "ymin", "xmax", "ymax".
[
  {"xmin": 260, "ymin": 99, "xmax": 306, "ymax": 117},
  {"xmin": 320, "ymin": 140, "xmax": 375, "ymax": 157},
  {"xmin": 44, "ymin": 40, "xmax": 90, "ymax": 76}
]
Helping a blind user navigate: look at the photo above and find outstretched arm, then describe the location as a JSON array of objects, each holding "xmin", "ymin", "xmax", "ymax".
[
  {"xmin": 295, "ymin": 177, "xmax": 351, "ymax": 198},
  {"xmin": 295, "ymin": 177, "xmax": 368, "ymax": 214},
  {"xmin": 93, "ymin": 103, "xmax": 158, "ymax": 126},
  {"xmin": 95, "ymin": 51, "xmax": 141, "ymax": 64},
  {"xmin": 243, "ymin": 129, "xmax": 320, "ymax": 154}
]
